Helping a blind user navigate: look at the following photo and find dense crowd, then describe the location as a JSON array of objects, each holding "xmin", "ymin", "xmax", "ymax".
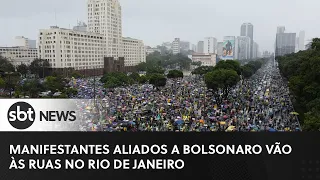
[{"xmin": 71, "ymin": 61, "xmax": 301, "ymax": 132}]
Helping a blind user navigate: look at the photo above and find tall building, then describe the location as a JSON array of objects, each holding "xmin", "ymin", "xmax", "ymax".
[
  {"xmin": 191, "ymin": 44, "xmax": 197, "ymax": 52},
  {"xmin": 240, "ymin": 23, "xmax": 253, "ymax": 58},
  {"xmin": 14, "ymin": 36, "xmax": 36, "ymax": 48},
  {"xmin": 73, "ymin": 21, "xmax": 87, "ymax": 32},
  {"xmin": 162, "ymin": 42, "xmax": 172, "ymax": 50},
  {"xmin": 275, "ymin": 33, "xmax": 296, "ymax": 57},
  {"xmin": 295, "ymin": 37, "xmax": 299, "ymax": 53},
  {"xmin": 262, "ymin": 51, "xmax": 271, "ymax": 58},
  {"xmin": 190, "ymin": 53, "xmax": 217, "ymax": 67},
  {"xmin": 216, "ymin": 42, "xmax": 223, "ymax": 56},
  {"xmin": 87, "ymin": 0, "xmax": 123, "ymax": 58},
  {"xmin": 172, "ymin": 38, "xmax": 180, "ymax": 54},
  {"xmin": 236, "ymin": 36, "xmax": 251, "ymax": 60},
  {"xmin": 0, "ymin": 46, "xmax": 37, "ymax": 66},
  {"xmin": 122, "ymin": 37, "xmax": 146, "ymax": 67},
  {"xmin": 299, "ymin": 31, "xmax": 305, "ymax": 51},
  {"xmin": 252, "ymin": 41, "xmax": 259, "ymax": 59},
  {"xmin": 180, "ymin": 41, "xmax": 190, "ymax": 51},
  {"xmin": 204, "ymin": 37, "xmax": 217, "ymax": 54},
  {"xmin": 197, "ymin": 41, "xmax": 204, "ymax": 53},
  {"xmin": 277, "ymin": 26, "xmax": 286, "ymax": 34},
  {"xmin": 38, "ymin": 26, "xmax": 106, "ymax": 70}
]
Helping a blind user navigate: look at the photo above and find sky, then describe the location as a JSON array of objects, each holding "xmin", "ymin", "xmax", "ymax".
[{"xmin": 0, "ymin": 0, "xmax": 319, "ymax": 52}]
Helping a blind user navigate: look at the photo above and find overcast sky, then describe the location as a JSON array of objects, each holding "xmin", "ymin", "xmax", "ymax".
[{"xmin": 0, "ymin": 0, "xmax": 319, "ymax": 52}]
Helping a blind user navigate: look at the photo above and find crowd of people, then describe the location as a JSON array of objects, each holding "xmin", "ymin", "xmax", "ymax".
[{"xmin": 71, "ymin": 61, "xmax": 301, "ymax": 132}]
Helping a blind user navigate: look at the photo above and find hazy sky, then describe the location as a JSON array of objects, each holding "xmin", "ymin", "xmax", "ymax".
[{"xmin": 0, "ymin": 0, "xmax": 319, "ymax": 52}]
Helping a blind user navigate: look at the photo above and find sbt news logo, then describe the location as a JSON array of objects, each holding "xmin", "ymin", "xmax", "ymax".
[{"xmin": 7, "ymin": 101, "xmax": 77, "ymax": 130}]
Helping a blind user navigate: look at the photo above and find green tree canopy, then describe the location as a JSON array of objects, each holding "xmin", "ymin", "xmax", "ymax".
[
  {"xmin": 16, "ymin": 64, "xmax": 29, "ymax": 78},
  {"xmin": 29, "ymin": 59, "xmax": 50, "ymax": 78},
  {"xmin": 149, "ymin": 74, "xmax": 167, "ymax": 88},
  {"xmin": 167, "ymin": 70, "xmax": 183, "ymax": 79}
]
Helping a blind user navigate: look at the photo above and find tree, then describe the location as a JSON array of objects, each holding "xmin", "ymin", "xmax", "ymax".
[
  {"xmin": 0, "ymin": 77, "xmax": 4, "ymax": 88},
  {"xmin": 18, "ymin": 79, "xmax": 44, "ymax": 98},
  {"xmin": 71, "ymin": 71, "xmax": 83, "ymax": 78},
  {"xmin": 192, "ymin": 66, "xmax": 215, "ymax": 75},
  {"xmin": 167, "ymin": 70, "xmax": 183, "ymax": 79},
  {"xmin": 16, "ymin": 64, "xmax": 29, "ymax": 78},
  {"xmin": 138, "ymin": 75, "xmax": 148, "ymax": 84},
  {"xmin": 191, "ymin": 61, "xmax": 202, "ymax": 67},
  {"xmin": 0, "ymin": 56, "xmax": 15, "ymax": 72},
  {"xmin": 129, "ymin": 72, "xmax": 140, "ymax": 81},
  {"xmin": 136, "ymin": 62, "xmax": 147, "ymax": 72},
  {"xmin": 43, "ymin": 76, "xmax": 65, "ymax": 93},
  {"xmin": 149, "ymin": 74, "xmax": 167, "ymax": 88},
  {"xmin": 204, "ymin": 69, "xmax": 240, "ymax": 101},
  {"xmin": 241, "ymin": 65, "xmax": 254, "ymax": 78},
  {"xmin": 63, "ymin": 87, "xmax": 78, "ymax": 97},
  {"xmin": 215, "ymin": 60, "xmax": 241, "ymax": 75},
  {"xmin": 29, "ymin": 59, "xmax": 50, "ymax": 78},
  {"xmin": 311, "ymin": 38, "xmax": 320, "ymax": 51}
]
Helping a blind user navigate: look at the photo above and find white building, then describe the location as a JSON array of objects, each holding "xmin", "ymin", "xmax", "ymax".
[
  {"xmin": 123, "ymin": 37, "xmax": 146, "ymax": 66},
  {"xmin": 14, "ymin": 36, "xmax": 36, "ymax": 48},
  {"xmin": 204, "ymin": 37, "xmax": 217, "ymax": 54},
  {"xmin": 236, "ymin": 36, "xmax": 251, "ymax": 60},
  {"xmin": 87, "ymin": 0, "xmax": 123, "ymax": 58},
  {"xmin": 190, "ymin": 53, "xmax": 217, "ymax": 67},
  {"xmin": 38, "ymin": 26, "xmax": 106, "ymax": 70},
  {"xmin": 145, "ymin": 47, "xmax": 160, "ymax": 55},
  {"xmin": 299, "ymin": 31, "xmax": 305, "ymax": 51},
  {"xmin": 216, "ymin": 42, "xmax": 223, "ymax": 56},
  {"xmin": 0, "ymin": 46, "xmax": 38, "ymax": 66},
  {"xmin": 172, "ymin": 38, "xmax": 180, "ymax": 54},
  {"xmin": 252, "ymin": 41, "xmax": 259, "ymax": 59},
  {"xmin": 191, "ymin": 44, "xmax": 197, "ymax": 52},
  {"xmin": 73, "ymin": 21, "xmax": 87, "ymax": 32}
]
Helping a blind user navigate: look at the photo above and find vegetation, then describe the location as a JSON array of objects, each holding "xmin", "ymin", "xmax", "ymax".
[
  {"xmin": 16, "ymin": 64, "xmax": 28, "ymax": 78},
  {"xmin": 29, "ymin": 58, "xmax": 50, "ymax": 78},
  {"xmin": 167, "ymin": 70, "xmax": 183, "ymax": 79},
  {"xmin": 136, "ymin": 52, "xmax": 192, "ymax": 72},
  {"xmin": 149, "ymin": 74, "xmax": 167, "ymax": 88},
  {"xmin": 277, "ymin": 38, "xmax": 320, "ymax": 131}
]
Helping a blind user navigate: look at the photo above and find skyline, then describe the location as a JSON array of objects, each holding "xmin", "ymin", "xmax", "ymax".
[{"xmin": 0, "ymin": 0, "xmax": 319, "ymax": 52}]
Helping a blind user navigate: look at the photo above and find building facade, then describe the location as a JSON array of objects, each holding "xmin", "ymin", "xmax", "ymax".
[
  {"xmin": 216, "ymin": 42, "xmax": 223, "ymax": 56},
  {"xmin": 197, "ymin": 41, "xmax": 204, "ymax": 53},
  {"xmin": 203, "ymin": 37, "xmax": 217, "ymax": 54},
  {"xmin": 240, "ymin": 23, "xmax": 253, "ymax": 58},
  {"xmin": 0, "ymin": 46, "xmax": 37, "ymax": 66},
  {"xmin": 73, "ymin": 21, "xmax": 88, "ymax": 32},
  {"xmin": 14, "ymin": 36, "xmax": 36, "ymax": 49},
  {"xmin": 87, "ymin": 0, "xmax": 123, "ymax": 58},
  {"xmin": 38, "ymin": 26, "xmax": 106, "ymax": 70},
  {"xmin": 122, "ymin": 37, "xmax": 146, "ymax": 67},
  {"xmin": 275, "ymin": 33, "xmax": 296, "ymax": 57},
  {"xmin": 172, "ymin": 38, "xmax": 180, "ymax": 54},
  {"xmin": 299, "ymin": 31, "xmax": 305, "ymax": 51},
  {"xmin": 190, "ymin": 53, "xmax": 217, "ymax": 67},
  {"xmin": 145, "ymin": 47, "xmax": 160, "ymax": 55},
  {"xmin": 236, "ymin": 36, "xmax": 251, "ymax": 60},
  {"xmin": 277, "ymin": 26, "xmax": 286, "ymax": 34},
  {"xmin": 252, "ymin": 42, "xmax": 259, "ymax": 59},
  {"xmin": 180, "ymin": 41, "xmax": 190, "ymax": 51}
]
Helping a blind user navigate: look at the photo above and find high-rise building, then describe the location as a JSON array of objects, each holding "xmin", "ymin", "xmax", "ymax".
[
  {"xmin": 197, "ymin": 41, "xmax": 204, "ymax": 53},
  {"xmin": 122, "ymin": 37, "xmax": 146, "ymax": 67},
  {"xmin": 0, "ymin": 46, "xmax": 37, "ymax": 66},
  {"xmin": 252, "ymin": 41, "xmax": 259, "ymax": 59},
  {"xmin": 295, "ymin": 37, "xmax": 299, "ymax": 53},
  {"xmin": 240, "ymin": 23, "xmax": 253, "ymax": 58},
  {"xmin": 216, "ymin": 42, "xmax": 223, "ymax": 56},
  {"xmin": 180, "ymin": 41, "xmax": 190, "ymax": 51},
  {"xmin": 87, "ymin": 0, "xmax": 123, "ymax": 58},
  {"xmin": 73, "ymin": 21, "xmax": 87, "ymax": 32},
  {"xmin": 275, "ymin": 33, "xmax": 296, "ymax": 57},
  {"xmin": 299, "ymin": 31, "xmax": 305, "ymax": 51},
  {"xmin": 191, "ymin": 44, "xmax": 197, "ymax": 52},
  {"xmin": 14, "ymin": 36, "xmax": 36, "ymax": 48},
  {"xmin": 38, "ymin": 26, "xmax": 106, "ymax": 70},
  {"xmin": 277, "ymin": 26, "xmax": 286, "ymax": 34},
  {"xmin": 236, "ymin": 36, "xmax": 251, "ymax": 60},
  {"xmin": 204, "ymin": 37, "xmax": 217, "ymax": 54},
  {"xmin": 262, "ymin": 51, "xmax": 271, "ymax": 58},
  {"xmin": 172, "ymin": 38, "xmax": 180, "ymax": 54}
]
